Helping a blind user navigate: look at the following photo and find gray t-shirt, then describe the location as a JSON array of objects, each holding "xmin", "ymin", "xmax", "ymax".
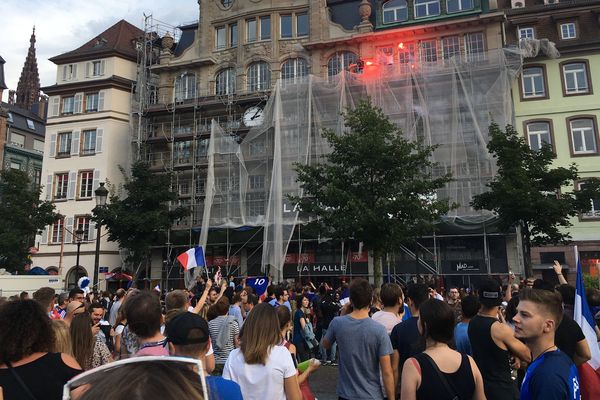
[{"xmin": 325, "ymin": 314, "xmax": 393, "ymax": 400}]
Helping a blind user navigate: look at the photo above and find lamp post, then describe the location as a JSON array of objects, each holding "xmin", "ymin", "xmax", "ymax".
[
  {"xmin": 74, "ymin": 227, "xmax": 85, "ymax": 269},
  {"xmin": 93, "ymin": 182, "xmax": 109, "ymax": 290}
]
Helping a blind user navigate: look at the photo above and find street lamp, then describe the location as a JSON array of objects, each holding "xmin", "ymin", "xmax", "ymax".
[
  {"xmin": 74, "ymin": 227, "xmax": 85, "ymax": 269},
  {"xmin": 93, "ymin": 182, "xmax": 109, "ymax": 289}
]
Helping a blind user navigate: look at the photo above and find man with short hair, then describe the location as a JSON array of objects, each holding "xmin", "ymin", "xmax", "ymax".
[
  {"xmin": 446, "ymin": 286, "xmax": 462, "ymax": 322},
  {"xmin": 126, "ymin": 290, "xmax": 169, "ymax": 356},
  {"xmin": 33, "ymin": 287, "xmax": 59, "ymax": 319},
  {"xmin": 64, "ymin": 300, "xmax": 85, "ymax": 326},
  {"xmin": 372, "ymin": 283, "xmax": 404, "ymax": 335},
  {"xmin": 68, "ymin": 288, "xmax": 85, "ymax": 303},
  {"xmin": 242, "ymin": 293, "xmax": 258, "ymax": 316},
  {"xmin": 454, "ymin": 295, "xmax": 480, "ymax": 355},
  {"xmin": 108, "ymin": 288, "xmax": 126, "ymax": 326},
  {"xmin": 19, "ymin": 291, "xmax": 29, "ymax": 300},
  {"xmin": 89, "ymin": 302, "xmax": 113, "ymax": 350},
  {"xmin": 323, "ymin": 278, "xmax": 394, "ymax": 400},
  {"xmin": 514, "ymin": 288, "xmax": 580, "ymax": 400},
  {"xmin": 55, "ymin": 292, "xmax": 69, "ymax": 318},
  {"xmin": 268, "ymin": 285, "xmax": 291, "ymax": 311}
]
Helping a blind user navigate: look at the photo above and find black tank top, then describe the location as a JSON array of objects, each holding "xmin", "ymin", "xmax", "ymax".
[
  {"xmin": 0, "ymin": 352, "xmax": 81, "ymax": 400},
  {"xmin": 415, "ymin": 352, "xmax": 475, "ymax": 400},
  {"xmin": 468, "ymin": 315, "xmax": 518, "ymax": 400}
]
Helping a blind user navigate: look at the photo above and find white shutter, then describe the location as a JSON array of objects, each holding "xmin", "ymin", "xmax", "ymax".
[
  {"xmin": 88, "ymin": 221, "xmax": 96, "ymax": 242},
  {"xmin": 49, "ymin": 134, "xmax": 57, "ymax": 157},
  {"xmin": 50, "ymin": 97, "xmax": 60, "ymax": 117},
  {"xmin": 98, "ymin": 90, "xmax": 105, "ymax": 111},
  {"xmin": 71, "ymin": 130, "xmax": 80, "ymax": 156},
  {"xmin": 100, "ymin": 60, "xmax": 106, "ymax": 75},
  {"xmin": 93, "ymin": 169, "xmax": 100, "ymax": 192},
  {"xmin": 65, "ymin": 217, "xmax": 74, "ymax": 244},
  {"xmin": 45, "ymin": 175, "xmax": 53, "ymax": 201},
  {"xmin": 40, "ymin": 227, "xmax": 48, "ymax": 245},
  {"xmin": 74, "ymin": 93, "xmax": 83, "ymax": 114},
  {"xmin": 85, "ymin": 62, "xmax": 91, "ymax": 78},
  {"xmin": 72, "ymin": 64, "xmax": 78, "ymax": 79},
  {"xmin": 67, "ymin": 171, "xmax": 77, "ymax": 200},
  {"xmin": 62, "ymin": 66, "xmax": 67, "ymax": 81},
  {"xmin": 96, "ymin": 129, "xmax": 103, "ymax": 153}
]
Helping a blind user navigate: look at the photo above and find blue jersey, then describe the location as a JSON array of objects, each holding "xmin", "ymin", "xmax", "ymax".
[{"xmin": 521, "ymin": 349, "xmax": 580, "ymax": 400}]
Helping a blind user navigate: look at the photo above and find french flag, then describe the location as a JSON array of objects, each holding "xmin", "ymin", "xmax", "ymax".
[
  {"xmin": 177, "ymin": 246, "xmax": 206, "ymax": 271},
  {"xmin": 574, "ymin": 255, "xmax": 600, "ymax": 400}
]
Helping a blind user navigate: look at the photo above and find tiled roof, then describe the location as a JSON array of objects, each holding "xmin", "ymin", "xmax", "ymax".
[
  {"xmin": 49, "ymin": 19, "xmax": 144, "ymax": 64},
  {"xmin": 1, "ymin": 101, "xmax": 46, "ymax": 137}
]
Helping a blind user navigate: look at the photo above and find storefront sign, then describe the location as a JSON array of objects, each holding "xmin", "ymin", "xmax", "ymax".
[
  {"xmin": 444, "ymin": 260, "xmax": 483, "ymax": 273},
  {"xmin": 283, "ymin": 262, "xmax": 369, "ymax": 277}
]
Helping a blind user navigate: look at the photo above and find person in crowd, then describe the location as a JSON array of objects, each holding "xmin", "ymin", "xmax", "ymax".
[
  {"xmin": 125, "ymin": 290, "xmax": 169, "ymax": 356},
  {"xmin": 229, "ymin": 292, "xmax": 244, "ymax": 328},
  {"xmin": 243, "ymin": 293, "xmax": 259, "ymax": 317},
  {"xmin": 55, "ymin": 292, "xmax": 69, "ymax": 319},
  {"xmin": 207, "ymin": 286, "xmax": 220, "ymax": 306},
  {"xmin": 446, "ymin": 286, "xmax": 462, "ymax": 323},
  {"xmin": 453, "ymin": 295, "xmax": 480, "ymax": 356},
  {"xmin": 64, "ymin": 300, "xmax": 85, "ymax": 326},
  {"xmin": 208, "ymin": 297, "xmax": 239, "ymax": 375},
  {"xmin": 223, "ymin": 302, "xmax": 302, "ymax": 400},
  {"xmin": 100, "ymin": 290, "xmax": 111, "ymax": 312},
  {"xmin": 269, "ymin": 286, "xmax": 292, "ymax": 310},
  {"xmin": 69, "ymin": 288, "xmax": 85, "ymax": 303},
  {"xmin": 108, "ymin": 288, "xmax": 126, "ymax": 327},
  {"xmin": 400, "ymin": 299, "xmax": 486, "ymax": 400},
  {"xmin": 391, "ymin": 283, "xmax": 429, "ymax": 388},
  {"xmin": 70, "ymin": 312, "xmax": 112, "ymax": 371},
  {"xmin": 428, "ymin": 285, "xmax": 443, "ymax": 301},
  {"xmin": 370, "ymin": 287, "xmax": 383, "ymax": 316},
  {"xmin": 372, "ymin": 283, "xmax": 405, "ymax": 334},
  {"xmin": 514, "ymin": 288, "xmax": 580, "ymax": 400},
  {"xmin": 166, "ymin": 311, "xmax": 243, "ymax": 400},
  {"xmin": 323, "ymin": 278, "xmax": 395, "ymax": 400},
  {"xmin": 19, "ymin": 291, "xmax": 29, "ymax": 301},
  {"xmin": 293, "ymin": 294, "xmax": 315, "ymax": 362},
  {"xmin": 89, "ymin": 302, "xmax": 113, "ymax": 351},
  {"xmin": 318, "ymin": 286, "xmax": 341, "ymax": 365},
  {"xmin": 52, "ymin": 319, "xmax": 73, "ymax": 356},
  {"xmin": 468, "ymin": 278, "xmax": 531, "ymax": 400},
  {"xmin": 0, "ymin": 300, "xmax": 82, "ymax": 400},
  {"xmin": 33, "ymin": 286, "xmax": 60, "ymax": 319}
]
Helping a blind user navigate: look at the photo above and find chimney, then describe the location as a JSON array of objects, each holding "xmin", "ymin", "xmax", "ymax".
[{"xmin": 37, "ymin": 94, "xmax": 48, "ymax": 120}]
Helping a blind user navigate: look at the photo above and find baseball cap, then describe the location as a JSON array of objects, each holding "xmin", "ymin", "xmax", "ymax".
[
  {"xmin": 165, "ymin": 312, "xmax": 210, "ymax": 345},
  {"xmin": 478, "ymin": 278, "xmax": 503, "ymax": 307}
]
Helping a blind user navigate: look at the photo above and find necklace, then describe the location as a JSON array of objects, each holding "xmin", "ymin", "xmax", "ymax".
[{"xmin": 532, "ymin": 344, "xmax": 556, "ymax": 362}]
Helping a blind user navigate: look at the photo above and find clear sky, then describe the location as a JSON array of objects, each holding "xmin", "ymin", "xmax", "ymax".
[{"xmin": 0, "ymin": 0, "xmax": 199, "ymax": 101}]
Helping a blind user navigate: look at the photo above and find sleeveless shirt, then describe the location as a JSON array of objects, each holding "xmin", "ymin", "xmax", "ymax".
[{"xmin": 414, "ymin": 352, "xmax": 475, "ymax": 400}]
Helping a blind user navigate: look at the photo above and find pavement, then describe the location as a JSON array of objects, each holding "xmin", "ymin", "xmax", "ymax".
[{"xmin": 310, "ymin": 363, "xmax": 339, "ymax": 400}]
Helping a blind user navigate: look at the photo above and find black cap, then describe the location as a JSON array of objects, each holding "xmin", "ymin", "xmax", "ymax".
[
  {"xmin": 478, "ymin": 278, "xmax": 503, "ymax": 307},
  {"xmin": 165, "ymin": 312, "xmax": 210, "ymax": 345}
]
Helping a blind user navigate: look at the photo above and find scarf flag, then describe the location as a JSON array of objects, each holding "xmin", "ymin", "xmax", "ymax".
[
  {"xmin": 177, "ymin": 246, "xmax": 206, "ymax": 271},
  {"xmin": 246, "ymin": 276, "xmax": 269, "ymax": 296}
]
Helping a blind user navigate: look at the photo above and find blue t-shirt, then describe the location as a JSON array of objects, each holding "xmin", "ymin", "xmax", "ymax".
[
  {"xmin": 292, "ymin": 309, "xmax": 305, "ymax": 344},
  {"xmin": 454, "ymin": 322, "xmax": 472, "ymax": 355},
  {"xmin": 325, "ymin": 314, "xmax": 394, "ymax": 400},
  {"xmin": 268, "ymin": 298, "xmax": 291, "ymax": 311},
  {"xmin": 521, "ymin": 350, "xmax": 580, "ymax": 400},
  {"xmin": 206, "ymin": 375, "xmax": 243, "ymax": 400}
]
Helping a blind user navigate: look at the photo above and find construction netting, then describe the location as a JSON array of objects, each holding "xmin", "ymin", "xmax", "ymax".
[{"xmin": 197, "ymin": 49, "xmax": 522, "ymax": 279}]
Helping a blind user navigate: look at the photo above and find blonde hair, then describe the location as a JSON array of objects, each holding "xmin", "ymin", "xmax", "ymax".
[
  {"xmin": 240, "ymin": 303, "xmax": 280, "ymax": 365},
  {"xmin": 52, "ymin": 319, "xmax": 73, "ymax": 356}
]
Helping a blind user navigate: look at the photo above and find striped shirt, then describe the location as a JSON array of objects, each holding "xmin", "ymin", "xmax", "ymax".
[{"xmin": 209, "ymin": 315, "xmax": 240, "ymax": 365}]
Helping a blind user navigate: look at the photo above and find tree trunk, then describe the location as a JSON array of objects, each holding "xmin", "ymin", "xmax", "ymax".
[
  {"xmin": 373, "ymin": 249, "xmax": 382, "ymax": 287},
  {"xmin": 521, "ymin": 222, "xmax": 533, "ymax": 278}
]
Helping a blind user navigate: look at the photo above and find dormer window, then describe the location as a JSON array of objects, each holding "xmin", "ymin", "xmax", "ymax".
[
  {"xmin": 382, "ymin": 0, "xmax": 408, "ymax": 24},
  {"xmin": 447, "ymin": 0, "xmax": 474, "ymax": 13},
  {"xmin": 414, "ymin": 0, "xmax": 441, "ymax": 18},
  {"xmin": 26, "ymin": 119, "xmax": 35, "ymax": 130},
  {"xmin": 560, "ymin": 23, "xmax": 576, "ymax": 40},
  {"xmin": 518, "ymin": 27, "xmax": 534, "ymax": 40}
]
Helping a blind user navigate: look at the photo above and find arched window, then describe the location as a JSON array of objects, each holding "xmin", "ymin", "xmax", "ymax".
[
  {"xmin": 66, "ymin": 266, "xmax": 87, "ymax": 289},
  {"xmin": 383, "ymin": 0, "xmax": 408, "ymax": 24},
  {"xmin": 174, "ymin": 72, "xmax": 197, "ymax": 101},
  {"xmin": 216, "ymin": 68, "xmax": 236, "ymax": 95},
  {"xmin": 281, "ymin": 58, "xmax": 308, "ymax": 85},
  {"xmin": 327, "ymin": 51, "xmax": 358, "ymax": 77},
  {"xmin": 247, "ymin": 61, "xmax": 271, "ymax": 92}
]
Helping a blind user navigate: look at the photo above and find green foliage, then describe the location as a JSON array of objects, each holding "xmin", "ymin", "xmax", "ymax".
[
  {"xmin": 292, "ymin": 100, "xmax": 455, "ymax": 283},
  {"xmin": 0, "ymin": 169, "xmax": 60, "ymax": 272},
  {"xmin": 584, "ymin": 274, "xmax": 599, "ymax": 291},
  {"xmin": 92, "ymin": 161, "xmax": 188, "ymax": 269}
]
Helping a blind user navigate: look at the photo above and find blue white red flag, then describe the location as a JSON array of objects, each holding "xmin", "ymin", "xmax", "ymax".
[
  {"xmin": 246, "ymin": 276, "xmax": 269, "ymax": 296},
  {"xmin": 574, "ymin": 256, "xmax": 600, "ymax": 400},
  {"xmin": 177, "ymin": 246, "xmax": 206, "ymax": 271}
]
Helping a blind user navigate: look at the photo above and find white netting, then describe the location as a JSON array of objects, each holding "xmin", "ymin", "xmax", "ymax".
[
  {"xmin": 518, "ymin": 38, "xmax": 561, "ymax": 59},
  {"xmin": 198, "ymin": 49, "xmax": 522, "ymax": 279}
]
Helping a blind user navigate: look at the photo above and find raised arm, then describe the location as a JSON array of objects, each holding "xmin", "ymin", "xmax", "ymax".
[{"xmin": 553, "ymin": 261, "xmax": 568, "ymax": 285}]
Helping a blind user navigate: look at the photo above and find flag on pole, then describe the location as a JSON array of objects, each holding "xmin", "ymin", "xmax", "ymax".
[
  {"xmin": 214, "ymin": 266, "xmax": 222, "ymax": 284},
  {"xmin": 574, "ymin": 255, "xmax": 600, "ymax": 400},
  {"xmin": 246, "ymin": 276, "xmax": 269, "ymax": 296},
  {"xmin": 177, "ymin": 246, "xmax": 206, "ymax": 271},
  {"xmin": 153, "ymin": 284, "xmax": 160, "ymax": 292}
]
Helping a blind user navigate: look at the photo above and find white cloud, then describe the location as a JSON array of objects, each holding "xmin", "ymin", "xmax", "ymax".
[{"xmin": 0, "ymin": 0, "xmax": 198, "ymax": 101}]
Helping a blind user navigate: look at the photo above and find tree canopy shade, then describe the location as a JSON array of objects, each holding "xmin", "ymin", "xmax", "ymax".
[
  {"xmin": 0, "ymin": 169, "xmax": 60, "ymax": 272},
  {"xmin": 92, "ymin": 161, "xmax": 188, "ymax": 274},
  {"xmin": 471, "ymin": 123, "xmax": 600, "ymax": 277},
  {"xmin": 292, "ymin": 100, "xmax": 455, "ymax": 285}
]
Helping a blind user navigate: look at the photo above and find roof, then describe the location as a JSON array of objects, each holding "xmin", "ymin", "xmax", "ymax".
[
  {"xmin": 1, "ymin": 101, "xmax": 46, "ymax": 137},
  {"xmin": 49, "ymin": 19, "xmax": 144, "ymax": 64}
]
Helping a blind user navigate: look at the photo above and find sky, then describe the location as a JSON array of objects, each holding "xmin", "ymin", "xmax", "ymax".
[{"xmin": 0, "ymin": 0, "xmax": 199, "ymax": 102}]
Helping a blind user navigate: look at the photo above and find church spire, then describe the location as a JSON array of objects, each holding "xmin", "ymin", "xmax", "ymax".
[{"xmin": 16, "ymin": 26, "xmax": 41, "ymax": 112}]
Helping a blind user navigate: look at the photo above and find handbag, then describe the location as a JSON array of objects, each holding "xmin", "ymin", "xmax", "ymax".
[
  {"xmin": 422, "ymin": 353, "xmax": 460, "ymax": 400},
  {"xmin": 6, "ymin": 361, "xmax": 38, "ymax": 400}
]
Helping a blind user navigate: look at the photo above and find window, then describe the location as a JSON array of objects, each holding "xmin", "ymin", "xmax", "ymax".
[
  {"xmin": 578, "ymin": 182, "xmax": 600, "ymax": 220},
  {"xmin": 249, "ymin": 175, "xmax": 265, "ymax": 190},
  {"xmin": 569, "ymin": 118, "xmax": 598, "ymax": 155},
  {"xmin": 92, "ymin": 61, "xmax": 103, "ymax": 76},
  {"xmin": 327, "ymin": 51, "xmax": 358, "ymax": 77},
  {"xmin": 75, "ymin": 216, "xmax": 91, "ymax": 241},
  {"xmin": 85, "ymin": 93, "xmax": 99, "ymax": 112},
  {"xmin": 465, "ymin": 32, "xmax": 485, "ymax": 61},
  {"xmin": 281, "ymin": 15, "xmax": 292, "ymax": 38},
  {"xmin": 33, "ymin": 139, "xmax": 44, "ymax": 152},
  {"xmin": 281, "ymin": 58, "xmax": 308, "ymax": 85},
  {"xmin": 383, "ymin": 0, "xmax": 408, "ymax": 24},
  {"xmin": 415, "ymin": 0, "xmax": 440, "ymax": 18},
  {"xmin": 297, "ymin": 13, "xmax": 309, "ymax": 37},
  {"xmin": 51, "ymin": 218, "xmax": 64, "ymax": 243},
  {"xmin": 521, "ymin": 67, "xmax": 546, "ymax": 98},
  {"xmin": 230, "ymin": 23, "xmax": 238, "ymax": 47},
  {"xmin": 246, "ymin": 19, "xmax": 257, "ymax": 42},
  {"xmin": 7, "ymin": 112, "xmax": 13, "ymax": 123},
  {"xmin": 247, "ymin": 61, "xmax": 271, "ymax": 92},
  {"xmin": 26, "ymin": 119, "xmax": 35, "ymax": 130},
  {"xmin": 420, "ymin": 40, "xmax": 437, "ymax": 63},
  {"xmin": 79, "ymin": 170, "xmax": 94, "ymax": 198},
  {"xmin": 246, "ymin": 192, "xmax": 265, "ymax": 216},
  {"xmin": 260, "ymin": 16, "xmax": 271, "ymax": 40},
  {"xmin": 447, "ymin": 0, "xmax": 473, "ymax": 13},
  {"xmin": 249, "ymin": 138, "xmax": 266, "ymax": 155},
  {"xmin": 81, "ymin": 130, "xmax": 97, "ymax": 155},
  {"xmin": 174, "ymin": 73, "xmax": 196, "ymax": 100},
  {"xmin": 442, "ymin": 36, "xmax": 460, "ymax": 60},
  {"xmin": 57, "ymin": 132, "xmax": 72, "ymax": 157},
  {"xmin": 562, "ymin": 62, "xmax": 590, "ymax": 95},
  {"xmin": 54, "ymin": 173, "xmax": 69, "ymax": 200},
  {"xmin": 62, "ymin": 96, "xmax": 74, "ymax": 115},
  {"xmin": 62, "ymin": 64, "xmax": 77, "ymax": 81},
  {"xmin": 216, "ymin": 26, "xmax": 226, "ymax": 49},
  {"xmin": 221, "ymin": 0, "xmax": 233, "ymax": 7},
  {"xmin": 518, "ymin": 27, "xmax": 534, "ymax": 40},
  {"xmin": 10, "ymin": 133, "xmax": 25, "ymax": 147},
  {"xmin": 216, "ymin": 68, "xmax": 236, "ymax": 95},
  {"xmin": 561, "ymin": 23, "xmax": 576, "ymax": 40},
  {"xmin": 526, "ymin": 122, "xmax": 552, "ymax": 151},
  {"xmin": 10, "ymin": 161, "xmax": 21, "ymax": 170},
  {"xmin": 397, "ymin": 42, "xmax": 416, "ymax": 64}
]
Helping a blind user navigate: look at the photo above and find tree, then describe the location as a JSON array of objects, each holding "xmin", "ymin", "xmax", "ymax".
[
  {"xmin": 293, "ymin": 100, "xmax": 454, "ymax": 285},
  {"xmin": 471, "ymin": 123, "xmax": 600, "ymax": 277},
  {"xmin": 0, "ymin": 169, "xmax": 60, "ymax": 272},
  {"xmin": 92, "ymin": 161, "xmax": 188, "ymax": 277}
]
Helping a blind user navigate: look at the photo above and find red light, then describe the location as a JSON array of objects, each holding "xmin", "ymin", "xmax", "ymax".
[
  {"xmin": 398, "ymin": 42, "xmax": 404, "ymax": 49},
  {"xmin": 365, "ymin": 61, "xmax": 373, "ymax": 66}
]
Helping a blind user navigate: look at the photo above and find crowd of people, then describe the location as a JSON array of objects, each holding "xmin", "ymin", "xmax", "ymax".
[{"xmin": 0, "ymin": 261, "xmax": 598, "ymax": 399}]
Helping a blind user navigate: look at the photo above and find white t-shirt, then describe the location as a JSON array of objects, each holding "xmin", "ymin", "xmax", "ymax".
[
  {"xmin": 371, "ymin": 310, "xmax": 402, "ymax": 334},
  {"xmin": 223, "ymin": 345, "xmax": 296, "ymax": 400}
]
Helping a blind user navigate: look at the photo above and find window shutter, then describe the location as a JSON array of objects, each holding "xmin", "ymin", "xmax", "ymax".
[
  {"xmin": 85, "ymin": 62, "xmax": 91, "ymax": 78},
  {"xmin": 88, "ymin": 221, "xmax": 96, "ymax": 242},
  {"xmin": 45, "ymin": 174, "xmax": 53, "ymax": 201},
  {"xmin": 71, "ymin": 130, "xmax": 80, "ymax": 156},
  {"xmin": 40, "ymin": 227, "xmax": 48, "ymax": 245},
  {"xmin": 49, "ymin": 134, "xmax": 57, "ymax": 157},
  {"xmin": 93, "ymin": 169, "xmax": 100, "ymax": 192},
  {"xmin": 50, "ymin": 97, "xmax": 60, "ymax": 117},
  {"xmin": 96, "ymin": 129, "xmax": 103, "ymax": 153},
  {"xmin": 72, "ymin": 64, "xmax": 78, "ymax": 79},
  {"xmin": 65, "ymin": 217, "xmax": 74, "ymax": 244},
  {"xmin": 74, "ymin": 93, "xmax": 83, "ymax": 114},
  {"xmin": 98, "ymin": 90, "xmax": 105, "ymax": 111},
  {"xmin": 62, "ymin": 66, "xmax": 67, "ymax": 81},
  {"xmin": 100, "ymin": 60, "xmax": 106, "ymax": 75},
  {"xmin": 67, "ymin": 171, "xmax": 77, "ymax": 200}
]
